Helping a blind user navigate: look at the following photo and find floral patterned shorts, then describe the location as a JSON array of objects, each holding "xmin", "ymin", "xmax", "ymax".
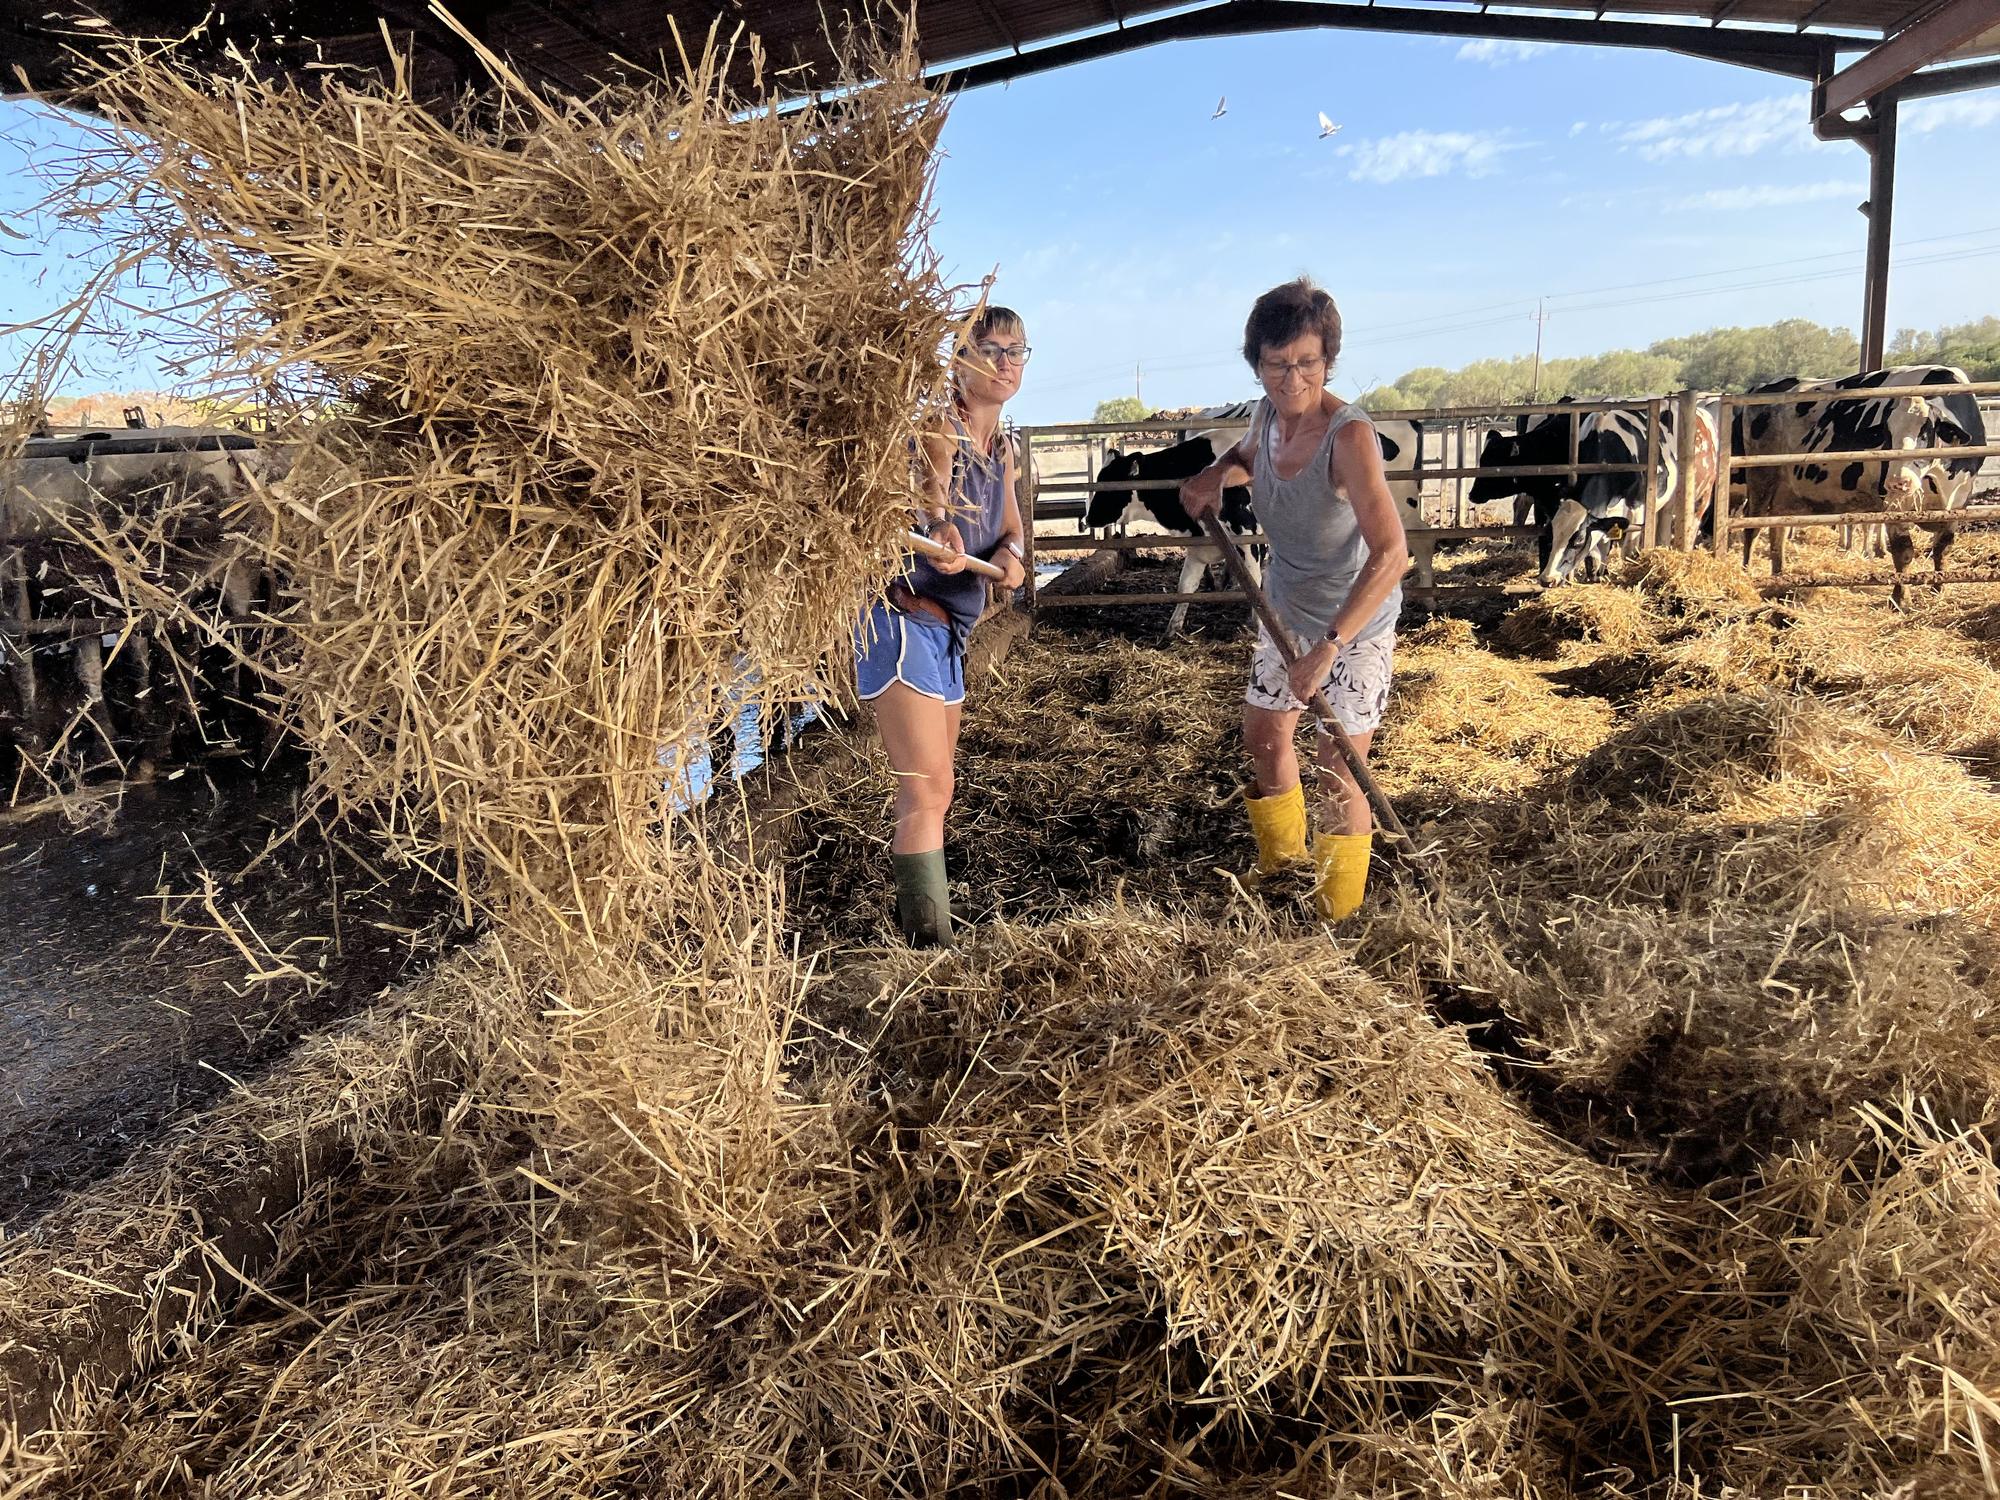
[{"xmin": 1245, "ymin": 621, "xmax": 1395, "ymax": 733}]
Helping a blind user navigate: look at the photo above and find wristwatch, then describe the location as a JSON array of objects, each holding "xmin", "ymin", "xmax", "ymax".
[
  {"xmin": 1004, "ymin": 540, "xmax": 1025, "ymax": 560},
  {"xmin": 1323, "ymin": 624, "xmax": 1345, "ymax": 649}
]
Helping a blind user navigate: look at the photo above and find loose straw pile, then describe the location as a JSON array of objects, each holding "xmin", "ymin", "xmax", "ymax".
[{"xmin": 6, "ymin": 17, "xmax": 2000, "ymax": 1497}]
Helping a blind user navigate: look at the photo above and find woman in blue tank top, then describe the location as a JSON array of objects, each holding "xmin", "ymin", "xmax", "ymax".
[
  {"xmin": 854, "ymin": 306, "xmax": 1030, "ymax": 946},
  {"xmin": 1180, "ymin": 279, "xmax": 1409, "ymax": 922}
]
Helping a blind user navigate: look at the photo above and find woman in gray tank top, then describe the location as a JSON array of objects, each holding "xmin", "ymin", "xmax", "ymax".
[{"xmin": 1180, "ymin": 278, "xmax": 1410, "ymax": 921}]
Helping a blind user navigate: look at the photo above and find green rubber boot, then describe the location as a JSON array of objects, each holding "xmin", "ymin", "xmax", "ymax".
[{"xmin": 893, "ymin": 848, "xmax": 953, "ymax": 948}]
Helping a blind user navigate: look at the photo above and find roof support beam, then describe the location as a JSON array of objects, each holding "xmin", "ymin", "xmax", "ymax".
[
  {"xmin": 936, "ymin": 0, "xmax": 1836, "ymax": 90},
  {"xmin": 1818, "ymin": 0, "xmax": 2000, "ymax": 116},
  {"xmin": 1892, "ymin": 52, "xmax": 2000, "ymax": 94},
  {"xmin": 1858, "ymin": 91, "xmax": 1896, "ymax": 371}
]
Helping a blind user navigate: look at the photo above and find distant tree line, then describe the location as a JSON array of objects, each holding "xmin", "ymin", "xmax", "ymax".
[{"xmin": 1353, "ymin": 316, "xmax": 2000, "ymax": 410}]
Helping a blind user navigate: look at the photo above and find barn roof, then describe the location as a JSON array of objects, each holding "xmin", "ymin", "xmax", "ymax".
[{"xmin": 3, "ymin": 0, "xmax": 1996, "ymax": 109}]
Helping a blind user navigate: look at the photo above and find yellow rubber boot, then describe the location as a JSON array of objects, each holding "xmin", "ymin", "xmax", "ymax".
[
  {"xmin": 1313, "ymin": 832, "xmax": 1373, "ymax": 921},
  {"xmin": 1246, "ymin": 784, "xmax": 1309, "ymax": 882}
]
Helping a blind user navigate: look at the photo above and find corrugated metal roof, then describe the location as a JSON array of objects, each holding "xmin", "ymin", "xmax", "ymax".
[{"xmin": 0, "ymin": 0, "xmax": 1981, "ymax": 106}]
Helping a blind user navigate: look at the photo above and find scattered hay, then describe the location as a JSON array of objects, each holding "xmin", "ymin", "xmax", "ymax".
[
  {"xmin": 0, "ymin": 943, "xmax": 510, "ymax": 1442},
  {"xmin": 1364, "ymin": 687, "xmax": 2000, "ymax": 1158},
  {"xmin": 784, "ymin": 631, "xmax": 1248, "ymax": 936},
  {"xmin": 1493, "ymin": 582, "xmax": 1656, "ymax": 657},
  {"xmin": 1616, "ymin": 546, "xmax": 1761, "ymax": 621},
  {"xmin": 1642, "ymin": 1097, "xmax": 2000, "ymax": 1497},
  {"xmin": 1566, "ymin": 689, "xmax": 2000, "ymax": 929},
  {"xmin": 1373, "ymin": 617, "xmax": 1616, "ymax": 802},
  {"xmin": 9, "ymin": 16, "xmax": 2000, "ymax": 1499},
  {"xmin": 852, "ymin": 908, "xmax": 1664, "ymax": 1437}
]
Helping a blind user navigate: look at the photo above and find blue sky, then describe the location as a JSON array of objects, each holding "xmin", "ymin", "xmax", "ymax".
[
  {"xmin": 927, "ymin": 34, "xmax": 2000, "ymax": 421},
  {"xmin": 5, "ymin": 34, "xmax": 1997, "ymax": 423}
]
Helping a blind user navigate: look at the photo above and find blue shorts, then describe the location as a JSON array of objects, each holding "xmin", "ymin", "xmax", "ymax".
[{"xmin": 855, "ymin": 600, "xmax": 965, "ymax": 706}]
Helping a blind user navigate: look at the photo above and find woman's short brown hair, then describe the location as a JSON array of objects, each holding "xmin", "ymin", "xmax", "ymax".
[{"xmin": 1242, "ymin": 278, "xmax": 1341, "ymax": 372}]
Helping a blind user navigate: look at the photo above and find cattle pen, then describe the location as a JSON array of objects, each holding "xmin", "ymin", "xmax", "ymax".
[
  {"xmin": 1708, "ymin": 376, "xmax": 2000, "ymax": 590},
  {"xmin": 1016, "ymin": 380, "xmax": 2000, "ymax": 618}
]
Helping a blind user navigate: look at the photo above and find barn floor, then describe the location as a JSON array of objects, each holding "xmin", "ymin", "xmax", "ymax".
[
  {"xmin": 0, "ymin": 767, "xmax": 462, "ymax": 1229},
  {"xmin": 7, "ymin": 530, "xmax": 2000, "ymax": 1496},
  {"xmin": 7, "ymin": 528, "xmax": 1997, "ymax": 1233}
]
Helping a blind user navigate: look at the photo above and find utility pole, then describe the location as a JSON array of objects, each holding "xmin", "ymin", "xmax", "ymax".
[
  {"xmin": 1528, "ymin": 299, "xmax": 1549, "ymax": 401},
  {"xmin": 1135, "ymin": 361, "xmax": 1143, "ymax": 407}
]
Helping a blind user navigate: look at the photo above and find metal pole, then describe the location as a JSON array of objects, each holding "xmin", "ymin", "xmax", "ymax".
[
  {"xmin": 1567, "ymin": 401, "xmax": 1581, "ymax": 496},
  {"xmin": 1196, "ymin": 515, "xmax": 1437, "ymax": 895},
  {"xmin": 1529, "ymin": 298, "xmax": 1547, "ymax": 401},
  {"xmin": 1861, "ymin": 96, "xmax": 1897, "ymax": 372},
  {"xmin": 1452, "ymin": 421, "xmax": 1467, "ymax": 527}
]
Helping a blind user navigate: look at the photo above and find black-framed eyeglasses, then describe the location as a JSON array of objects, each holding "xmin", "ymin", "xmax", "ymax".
[
  {"xmin": 973, "ymin": 342, "xmax": 1032, "ymax": 367},
  {"xmin": 1257, "ymin": 356, "xmax": 1327, "ymax": 384}
]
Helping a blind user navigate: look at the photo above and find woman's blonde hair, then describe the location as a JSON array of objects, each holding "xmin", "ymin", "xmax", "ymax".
[{"xmin": 970, "ymin": 305, "xmax": 1023, "ymax": 343}]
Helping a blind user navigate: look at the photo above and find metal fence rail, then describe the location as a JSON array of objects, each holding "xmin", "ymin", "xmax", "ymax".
[{"xmin": 1015, "ymin": 380, "xmax": 2000, "ymax": 617}]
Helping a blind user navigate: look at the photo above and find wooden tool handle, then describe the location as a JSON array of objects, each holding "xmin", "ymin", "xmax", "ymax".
[
  {"xmin": 905, "ymin": 529, "xmax": 1009, "ymax": 582},
  {"xmin": 1196, "ymin": 514, "xmax": 1436, "ymax": 892}
]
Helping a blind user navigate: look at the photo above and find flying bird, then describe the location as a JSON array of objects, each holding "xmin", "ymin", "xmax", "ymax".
[
  {"xmin": 1212, "ymin": 96, "xmax": 1227, "ymax": 119},
  {"xmin": 1318, "ymin": 111, "xmax": 1342, "ymax": 138}
]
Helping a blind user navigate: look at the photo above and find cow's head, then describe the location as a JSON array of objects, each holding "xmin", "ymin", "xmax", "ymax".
[
  {"xmin": 1467, "ymin": 428, "xmax": 1525, "ymax": 503},
  {"xmin": 1880, "ymin": 394, "xmax": 1934, "ymax": 507},
  {"xmin": 1542, "ymin": 497, "xmax": 1631, "ymax": 587},
  {"xmin": 1912, "ymin": 412, "xmax": 1979, "ymax": 513},
  {"xmin": 1541, "ymin": 498, "xmax": 1591, "ymax": 587},
  {"xmin": 1086, "ymin": 450, "xmax": 1144, "ymax": 530}
]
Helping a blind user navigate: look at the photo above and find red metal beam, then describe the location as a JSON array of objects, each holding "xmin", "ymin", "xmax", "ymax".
[{"xmin": 1819, "ymin": 0, "xmax": 2000, "ymax": 115}]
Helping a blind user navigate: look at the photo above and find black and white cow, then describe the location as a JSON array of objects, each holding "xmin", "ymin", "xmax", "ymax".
[
  {"xmin": 1089, "ymin": 434, "xmax": 1259, "ymax": 635},
  {"xmin": 1735, "ymin": 364, "xmax": 1984, "ymax": 603},
  {"xmin": 1467, "ymin": 407, "xmax": 1578, "ymax": 569},
  {"xmin": 1542, "ymin": 403, "xmax": 1719, "ymax": 586}
]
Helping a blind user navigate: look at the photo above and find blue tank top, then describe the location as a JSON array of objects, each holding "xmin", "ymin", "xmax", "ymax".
[{"xmin": 903, "ymin": 412, "xmax": 1008, "ymax": 643}]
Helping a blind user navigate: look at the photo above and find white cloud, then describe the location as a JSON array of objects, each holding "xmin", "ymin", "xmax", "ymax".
[
  {"xmin": 1664, "ymin": 178, "xmax": 1862, "ymax": 212},
  {"xmin": 1569, "ymin": 120, "xmax": 1589, "ymax": 137},
  {"xmin": 1336, "ymin": 129, "xmax": 1511, "ymax": 184},
  {"xmin": 1904, "ymin": 93, "xmax": 2000, "ymax": 134},
  {"xmin": 1455, "ymin": 38, "xmax": 1552, "ymax": 65},
  {"xmin": 1610, "ymin": 95, "xmax": 1831, "ymax": 160}
]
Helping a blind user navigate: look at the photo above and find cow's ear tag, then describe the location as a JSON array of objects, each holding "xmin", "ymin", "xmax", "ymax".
[{"xmin": 1610, "ymin": 520, "xmax": 1629, "ymax": 539}]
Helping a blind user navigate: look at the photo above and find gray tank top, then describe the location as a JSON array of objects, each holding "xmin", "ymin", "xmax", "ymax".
[{"xmin": 1250, "ymin": 397, "xmax": 1401, "ymax": 647}]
